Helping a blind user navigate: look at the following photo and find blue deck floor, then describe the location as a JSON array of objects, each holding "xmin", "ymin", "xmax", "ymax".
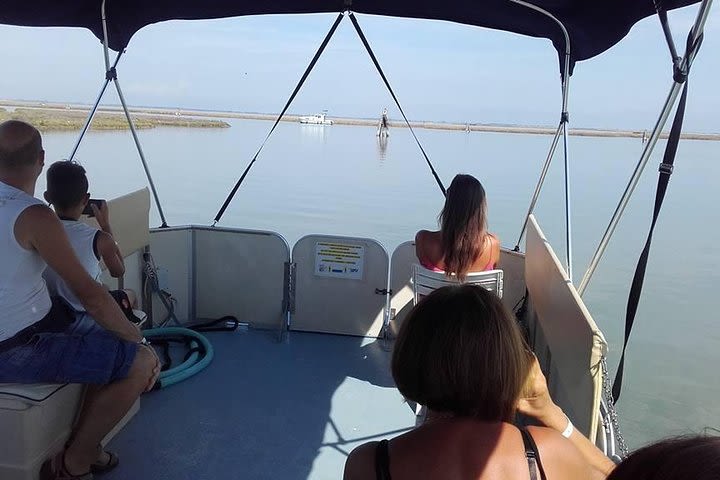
[{"xmin": 105, "ymin": 329, "xmax": 415, "ymax": 480}]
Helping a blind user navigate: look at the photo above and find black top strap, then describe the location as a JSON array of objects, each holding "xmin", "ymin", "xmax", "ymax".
[
  {"xmin": 611, "ymin": 25, "xmax": 703, "ymax": 404},
  {"xmin": 212, "ymin": 12, "xmax": 345, "ymax": 224},
  {"xmin": 349, "ymin": 12, "xmax": 446, "ymax": 198},
  {"xmin": 611, "ymin": 79, "xmax": 689, "ymax": 403},
  {"xmin": 520, "ymin": 428, "xmax": 548, "ymax": 480},
  {"xmin": 374, "ymin": 439, "xmax": 392, "ymax": 480}
]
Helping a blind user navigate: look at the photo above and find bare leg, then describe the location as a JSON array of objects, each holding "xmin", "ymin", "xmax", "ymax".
[
  {"xmin": 69, "ymin": 386, "xmax": 110, "ymax": 465},
  {"xmin": 63, "ymin": 348, "xmax": 155, "ymax": 475}
]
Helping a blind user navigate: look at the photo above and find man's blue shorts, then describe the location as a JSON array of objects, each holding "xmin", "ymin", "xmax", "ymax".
[{"xmin": 0, "ymin": 300, "xmax": 138, "ymax": 385}]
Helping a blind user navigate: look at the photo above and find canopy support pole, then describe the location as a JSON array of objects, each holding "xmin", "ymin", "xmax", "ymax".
[
  {"xmin": 577, "ymin": 0, "xmax": 713, "ymax": 296},
  {"xmin": 577, "ymin": 84, "xmax": 681, "ymax": 296},
  {"xmin": 560, "ymin": 54, "xmax": 573, "ymax": 281},
  {"xmin": 66, "ymin": 0, "xmax": 169, "ymax": 227},
  {"xmin": 509, "ymin": 0, "xmax": 573, "ymax": 279},
  {"xmin": 111, "ymin": 76, "xmax": 168, "ymax": 228},
  {"xmin": 514, "ymin": 120, "xmax": 562, "ymax": 250}
]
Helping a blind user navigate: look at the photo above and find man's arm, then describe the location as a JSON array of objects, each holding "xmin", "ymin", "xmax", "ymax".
[{"xmin": 15, "ymin": 205, "xmax": 141, "ymax": 343}]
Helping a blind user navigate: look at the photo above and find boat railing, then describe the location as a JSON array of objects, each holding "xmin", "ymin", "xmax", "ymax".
[
  {"xmin": 88, "ymin": 188, "xmax": 608, "ymax": 445},
  {"xmin": 139, "ymin": 214, "xmax": 604, "ymax": 441}
]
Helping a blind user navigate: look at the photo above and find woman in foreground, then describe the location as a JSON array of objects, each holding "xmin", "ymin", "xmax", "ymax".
[
  {"xmin": 415, "ymin": 174, "xmax": 500, "ymax": 280},
  {"xmin": 344, "ymin": 285, "xmax": 614, "ymax": 480}
]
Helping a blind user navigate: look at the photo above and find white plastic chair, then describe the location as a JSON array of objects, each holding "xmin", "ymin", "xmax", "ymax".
[
  {"xmin": 412, "ymin": 264, "xmax": 504, "ymax": 305},
  {"xmin": 409, "ymin": 264, "xmax": 504, "ymax": 417}
]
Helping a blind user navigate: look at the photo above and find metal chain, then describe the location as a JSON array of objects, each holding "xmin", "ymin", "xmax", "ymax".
[{"xmin": 601, "ymin": 356, "xmax": 629, "ymax": 458}]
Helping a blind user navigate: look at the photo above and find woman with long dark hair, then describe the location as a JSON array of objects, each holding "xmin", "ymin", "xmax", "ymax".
[{"xmin": 415, "ymin": 174, "xmax": 500, "ymax": 281}]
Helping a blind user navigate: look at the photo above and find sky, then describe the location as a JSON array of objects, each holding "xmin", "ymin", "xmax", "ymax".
[{"xmin": 0, "ymin": 5, "xmax": 718, "ymax": 132}]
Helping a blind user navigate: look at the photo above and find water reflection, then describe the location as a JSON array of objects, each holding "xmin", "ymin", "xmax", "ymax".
[
  {"xmin": 299, "ymin": 123, "xmax": 329, "ymax": 144},
  {"xmin": 376, "ymin": 135, "xmax": 388, "ymax": 164}
]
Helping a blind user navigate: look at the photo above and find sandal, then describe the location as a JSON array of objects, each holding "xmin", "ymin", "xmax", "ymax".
[
  {"xmin": 90, "ymin": 450, "xmax": 119, "ymax": 475},
  {"xmin": 39, "ymin": 452, "xmax": 93, "ymax": 480},
  {"xmin": 64, "ymin": 436, "xmax": 119, "ymax": 475}
]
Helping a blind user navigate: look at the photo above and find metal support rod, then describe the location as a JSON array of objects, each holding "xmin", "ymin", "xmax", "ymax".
[
  {"xmin": 561, "ymin": 119, "xmax": 573, "ymax": 281},
  {"xmin": 96, "ymin": 0, "xmax": 168, "ymax": 227},
  {"xmin": 509, "ymin": 0, "xmax": 571, "ymax": 61},
  {"xmin": 100, "ymin": 0, "xmax": 111, "ymax": 72},
  {"xmin": 686, "ymin": 0, "xmax": 714, "ymax": 66},
  {"xmin": 655, "ymin": 6, "xmax": 681, "ymax": 65},
  {"xmin": 560, "ymin": 52, "xmax": 573, "ymax": 281},
  {"xmin": 68, "ymin": 50, "xmax": 123, "ymax": 161},
  {"xmin": 514, "ymin": 121, "xmax": 563, "ymax": 249},
  {"xmin": 578, "ymin": 0, "xmax": 713, "ymax": 296},
  {"xmin": 113, "ymin": 78, "xmax": 169, "ymax": 227},
  {"xmin": 577, "ymin": 84, "xmax": 681, "ymax": 295},
  {"xmin": 509, "ymin": 0, "xmax": 574, "ymax": 279}
]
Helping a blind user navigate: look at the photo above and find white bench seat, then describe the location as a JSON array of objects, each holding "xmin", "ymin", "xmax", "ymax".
[
  {"xmin": 0, "ymin": 383, "xmax": 140, "ymax": 480},
  {"xmin": 0, "ymin": 383, "xmax": 83, "ymax": 480}
]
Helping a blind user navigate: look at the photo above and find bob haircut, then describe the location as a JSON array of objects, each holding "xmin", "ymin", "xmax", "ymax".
[
  {"xmin": 607, "ymin": 435, "xmax": 720, "ymax": 480},
  {"xmin": 392, "ymin": 284, "xmax": 530, "ymax": 422}
]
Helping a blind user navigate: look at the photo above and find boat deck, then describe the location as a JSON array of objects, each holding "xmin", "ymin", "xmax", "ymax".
[{"xmin": 105, "ymin": 329, "xmax": 414, "ymax": 480}]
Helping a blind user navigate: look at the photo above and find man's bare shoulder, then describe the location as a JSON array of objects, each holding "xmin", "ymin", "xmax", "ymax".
[{"xmin": 14, "ymin": 204, "xmax": 59, "ymax": 249}]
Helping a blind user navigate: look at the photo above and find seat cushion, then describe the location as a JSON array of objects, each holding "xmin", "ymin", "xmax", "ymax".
[{"xmin": 0, "ymin": 383, "xmax": 71, "ymax": 407}]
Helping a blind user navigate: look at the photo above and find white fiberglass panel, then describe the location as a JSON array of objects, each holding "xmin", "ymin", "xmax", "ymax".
[
  {"xmin": 526, "ymin": 215, "xmax": 606, "ymax": 440},
  {"xmin": 291, "ymin": 235, "xmax": 388, "ymax": 337},
  {"xmin": 194, "ymin": 227, "xmax": 289, "ymax": 330}
]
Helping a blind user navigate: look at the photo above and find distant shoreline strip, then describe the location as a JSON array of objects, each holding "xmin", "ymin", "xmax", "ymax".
[{"xmin": 1, "ymin": 100, "xmax": 718, "ymax": 141}]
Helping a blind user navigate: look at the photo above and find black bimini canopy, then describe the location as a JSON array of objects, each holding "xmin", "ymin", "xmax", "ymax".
[{"xmin": 0, "ymin": 1, "xmax": 701, "ymax": 73}]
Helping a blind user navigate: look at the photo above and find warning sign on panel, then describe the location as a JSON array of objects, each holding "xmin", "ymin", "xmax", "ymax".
[{"xmin": 314, "ymin": 241, "xmax": 365, "ymax": 280}]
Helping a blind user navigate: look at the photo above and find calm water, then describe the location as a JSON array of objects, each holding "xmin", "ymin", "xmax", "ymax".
[{"xmin": 38, "ymin": 119, "xmax": 720, "ymax": 448}]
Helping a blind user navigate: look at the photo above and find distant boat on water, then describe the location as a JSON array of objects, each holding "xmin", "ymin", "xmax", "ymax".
[{"xmin": 299, "ymin": 111, "xmax": 333, "ymax": 125}]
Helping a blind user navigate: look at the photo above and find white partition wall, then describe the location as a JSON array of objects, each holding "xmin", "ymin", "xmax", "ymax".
[
  {"xmin": 100, "ymin": 251, "xmax": 144, "ymax": 303},
  {"xmin": 387, "ymin": 241, "xmax": 418, "ymax": 337},
  {"xmin": 86, "ymin": 188, "xmax": 150, "ymax": 306},
  {"xmin": 148, "ymin": 227, "xmax": 193, "ymax": 324},
  {"xmin": 194, "ymin": 227, "xmax": 289, "ymax": 330},
  {"xmin": 496, "ymin": 248, "xmax": 526, "ymax": 312},
  {"xmin": 291, "ymin": 235, "xmax": 389, "ymax": 337},
  {"xmin": 81, "ymin": 188, "xmax": 151, "ymax": 258},
  {"xmin": 525, "ymin": 215, "xmax": 606, "ymax": 439},
  {"xmin": 149, "ymin": 226, "xmax": 289, "ymax": 329}
]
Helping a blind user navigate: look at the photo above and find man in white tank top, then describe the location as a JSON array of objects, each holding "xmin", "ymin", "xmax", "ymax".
[
  {"xmin": 0, "ymin": 120, "xmax": 159, "ymax": 479},
  {"xmin": 42, "ymin": 160, "xmax": 137, "ymax": 315}
]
